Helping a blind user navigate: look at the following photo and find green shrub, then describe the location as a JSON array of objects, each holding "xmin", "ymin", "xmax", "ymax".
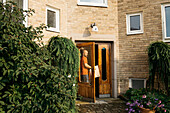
[
  {"xmin": 148, "ymin": 41, "xmax": 170, "ymax": 95},
  {"xmin": 0, "ymin": 2, "xmax": 79, "ymax": 112},
  {"xmin": 47, "ymin": 36, "xmax": 80, "ymax": 111}
]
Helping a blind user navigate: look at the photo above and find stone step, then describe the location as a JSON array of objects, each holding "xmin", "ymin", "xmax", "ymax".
[{"xmin": 76, "ymin": 98, "xmax": 127, "ymax": 113}]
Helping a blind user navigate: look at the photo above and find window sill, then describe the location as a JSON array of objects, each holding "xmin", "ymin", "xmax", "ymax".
[
  {"xmin": 46, "ymin": 28, "xmax": 60, "ymax": 33},
  {"xmin": 163, "ymin": 39, "xmax": 170, "ymax": 43},
  {"xmin": 127, "ymin": 31, "xmax": 143, "ymax": 36},
  {"xmin": 77, "ymin": 3, "xmax": 108, "ymax": 7}
]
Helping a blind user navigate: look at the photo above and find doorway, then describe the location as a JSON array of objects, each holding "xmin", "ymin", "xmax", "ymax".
[{"xmin": 76, "ymin": 42, "xmax": 112, "ymax": 102}]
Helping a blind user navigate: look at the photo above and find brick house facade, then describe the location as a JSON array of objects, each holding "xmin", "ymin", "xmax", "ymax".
[{"xmin": 2, "ymin": 0, "xmax": 169, "ymax": 98}]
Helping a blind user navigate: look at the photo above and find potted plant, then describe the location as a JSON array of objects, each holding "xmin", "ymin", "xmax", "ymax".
[
  {"xmin": 124, "ymin": 89, "xmax": 169, "ymax": 113},
  {"xmin": 125, "ymin": 95, "xmax": 167, "ymax": 113}
]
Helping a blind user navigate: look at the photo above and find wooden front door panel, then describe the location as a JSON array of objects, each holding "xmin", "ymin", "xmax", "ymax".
[
  {"xmin": 98, "ymin": 43, "xmax": 111, "ymax": 95},
  {"xmin": 76, "ymin": 42, "xmax": 95, "ymax": 102}
]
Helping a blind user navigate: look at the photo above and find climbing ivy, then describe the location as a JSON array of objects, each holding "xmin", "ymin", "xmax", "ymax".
[
  {"xmin": 0, "ymin": 2, "xmax": 79, "ymax": 112},
  {"xmin": 147, "ymin": 41, "xmax": 170, "ymax": 96}
]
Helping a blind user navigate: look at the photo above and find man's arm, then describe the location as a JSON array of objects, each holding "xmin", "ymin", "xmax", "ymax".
[{"xmin": 84, "ymin": 63, "xmax": 91, "ymax": 69}]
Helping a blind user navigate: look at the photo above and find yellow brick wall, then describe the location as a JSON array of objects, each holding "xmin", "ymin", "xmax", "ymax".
[
  {"xmin": 117, "ymin": 0, "xmax": 170, "ymax": 94},
  {"xmin": 28, "ymin": 0, "xmax": 68, "ymax": 44},
  {"xmin": 26, "ymin": 0, "xmax": 170, "ymax": 95},
  {"xmin": 66, "ymin": 0, "xmax": 118, "ymax": 37}
]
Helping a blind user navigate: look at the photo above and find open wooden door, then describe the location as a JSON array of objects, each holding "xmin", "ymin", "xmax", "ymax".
[{"xmin": 76, "ymin": 42, "xmax": 95, "ymax": 102}]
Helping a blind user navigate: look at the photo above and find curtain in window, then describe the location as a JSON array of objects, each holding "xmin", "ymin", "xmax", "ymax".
[
  {"xmin": 165, "ymin": 6, "xmax": 170, "ymax": 37},
  {"xmin": 80, "ymin": 0, "xmax": 105, "ymax": 4}
]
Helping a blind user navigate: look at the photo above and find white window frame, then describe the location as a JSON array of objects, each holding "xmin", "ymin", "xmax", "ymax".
[
  {"xmin": 77, "ymin": 0, "xmax": 108, "ymax": 7},
  {"xmin": 46, "ymin": 6, "xmax": 60, "ymax": 32},
  {"xmin": 129, "ymin": 78, "xmax": 146, "ymax": 89},
  {"xmin": 2, "ymin": 0, "xmax": 28, "ymax": 27},
  {"xmin": 161, "ymin": 4, "xmax": 170, "ymax": 42},
  {"xmin": 126, "ymin": 13, "xmax": 143, "ymax": 35}
]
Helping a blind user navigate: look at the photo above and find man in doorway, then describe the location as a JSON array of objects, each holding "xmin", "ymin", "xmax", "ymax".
[{"xmin": 81, "ymin": 50, "xmax": 91, "ymax": 83}]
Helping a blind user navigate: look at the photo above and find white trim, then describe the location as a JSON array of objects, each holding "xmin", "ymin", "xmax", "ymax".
[
  {"xmin": 2, "ymin": 0, "xmax": 28, "ymax": 27},
  {"xmin": 46, "ymin": 6, "xmax": 60, "ymax": 32},
  {"xmin": 23, "ymin": 0, "xmax": 28, "ymax": 27},
  {"xmin": 126, "ymin": 13, "xmax": 143, "ymax": 35},
  {"xmin": 129, "ymin": 78, "xmax": 146, "ymax": 89},
  {"xmin": 161, "ymin": 4, "xmax": 170, "ymax": 42},
  {"xmin": 77, "ymin": 0, "xmax": 108, "ymax": 7}
]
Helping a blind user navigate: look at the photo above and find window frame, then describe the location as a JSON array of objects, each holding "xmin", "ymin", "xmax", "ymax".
[
  {"xmin": 126, "ymin": 13, "xmax": 143, "ymax": 35},
  {"xmin": 129, "ymin": 78, "xmax": 146, "ymax": 89},
  {"xmin": 2, "ymin": 0, "xmax": 28, "ymax": 27},
  {"xmin": 46, "ymin": 6, "xmax": 60, "ymax": 32},
  {"xmin": 161, "ymin": 3, "xmax": 170, "ymax": 42},
  {"xmin": 77, "ymin": 0, "xmax": 108, "ymax": 7}
]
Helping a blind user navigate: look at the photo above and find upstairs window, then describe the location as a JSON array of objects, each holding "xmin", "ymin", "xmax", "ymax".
[
  {"xmin": 77, "ymin": 0, "xmax": 107, "ymax": 7},
  {"xmin": 162, "ymin": 4, "xmax": 170, "ymax": 42},
  {"xmin": 1, "ymin": 0, "xmax": 28, "ymax": 27},
  {"xmin": 126, "ymin": 13, "xmax": 143, "ymax": 35},
  {"xmin": 46, "ymin": 6, "xmax": 60, "ymax": 32}
]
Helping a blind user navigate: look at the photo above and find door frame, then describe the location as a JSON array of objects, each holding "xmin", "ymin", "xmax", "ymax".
[{"xmin": 76, "ymin": 41, "xmax": 115, "ymax": 98}]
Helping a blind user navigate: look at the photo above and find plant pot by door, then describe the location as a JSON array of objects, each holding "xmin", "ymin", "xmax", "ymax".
[{"xmin": 140, "ymin": 107, "xmax": 155, "ymax": 113}]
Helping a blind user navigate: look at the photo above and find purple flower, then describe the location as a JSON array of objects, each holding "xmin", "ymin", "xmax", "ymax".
[
  {"xmin": 126, "ymin": 102, "xmax": 130, "ymax": 105},
  {"xmin": 147, "ymin": 101, "xmax": 151, "ymax": 105},
  {"xmin": 137, "ymin": 103, "xmax": 140, "ymax": 106},
  {"xmin": 130, "ymin": 104, "xmax": 133, "ymax": 107},
  {"xmin": 132, "ymin": 110, "xmax": 135, "ymax": 112},
  {"xmin": 140, "ymin": 105, "xmax": 143, "ymax": 108},
  {"xmin": 129, "ymin": 108, "xmax": 133, "ymax": 112},
  {"xmin": 162, "ymin": 104, "xmax": 164, "ymax": 107},
  {"xmin": 125, "ymin": 108, "xmax": 128, "ymax": 111},
  {"xmin": 155, "ymin": 98, "xmax": 158, "ymax": 101}
]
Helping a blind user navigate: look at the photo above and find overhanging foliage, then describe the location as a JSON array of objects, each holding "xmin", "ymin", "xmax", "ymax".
[{"xmin": 148, "ymin": 41, "xmax": 170, "ymax": 96}]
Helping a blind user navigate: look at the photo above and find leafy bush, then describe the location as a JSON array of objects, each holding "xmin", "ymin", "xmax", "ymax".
[
  {"xmin": 47, "ymin": 36, "xmax": 80, "ymax": 112},
  {"xmin": 0, "ymin": 2, "xmax": 79, "ymax": 112},
  {"xmin": 124, "ymin": 88, "xmax": 170, "ymax": 113},
  {"xmin": 47, "ymin": 36, "xmax": 79, "ymax": 76},
  {"xmin": 148, "ymin": 42, "xmax": 170, "ymax": 95}
]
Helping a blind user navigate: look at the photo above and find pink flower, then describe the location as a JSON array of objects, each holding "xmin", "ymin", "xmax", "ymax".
[
  {"xmin": 142, "ymin": 95, "xmax": 146, "ymax": 98},
  {"xmin": 164, "ymin": 109, "xmax": 166, "ymax": 112},
  {"xmin": 158, "ymin": 105, "xmax": 162, "ymax": 108},
  {"xmin": 159, "ymin": 100, "xmax": 161, "ymax": 104}
]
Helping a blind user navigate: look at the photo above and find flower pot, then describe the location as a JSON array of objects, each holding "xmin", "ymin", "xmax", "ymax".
[{"xmin": 140, "ymin": 107, "xmax": 155, "ymax": 113}]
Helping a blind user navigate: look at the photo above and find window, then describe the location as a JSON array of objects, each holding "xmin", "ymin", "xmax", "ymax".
[
  {"xmin": 102, "ymin": 48, "xmax": 107, "ymax": 81},
  {"xmin": 77, "ymin": 0, "xmax": 107, "ymax": 7},
  {"xmin": 126, "ymin": 13, "xmax": 143, "ymax": 35},
  {"xmin": 46, "ymin": 6, "xmax": 60, "ymax": 32},
  {"xmin": 1, "ymin": 0, "xmax": 28, "ymax": 27},
  {"xmin": 162, "ymin": 4, "xmax": 170, "ymax": 41},
  {"xmin": 129, "ymin": 78, "xmax": 146, "ymax": 89}
]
